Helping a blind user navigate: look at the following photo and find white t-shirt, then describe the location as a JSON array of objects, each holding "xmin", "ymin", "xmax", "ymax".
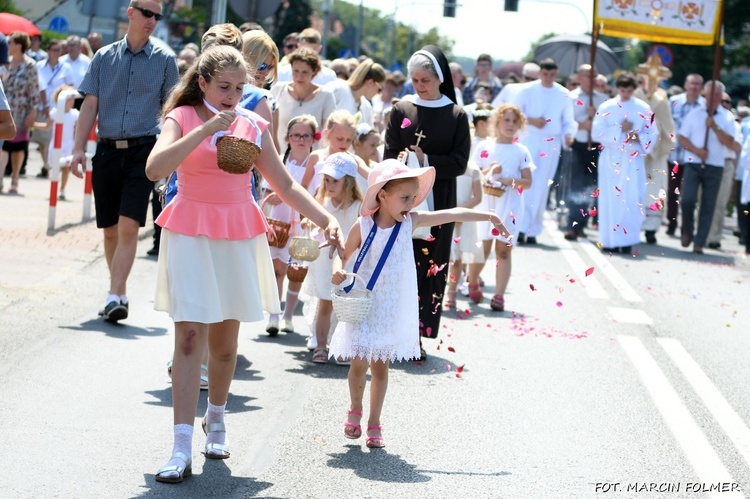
[
  {"xmin": 37, "ymin": 60, "xmax": 75, "ymax": 108},
  {"xmin": 323, "ymin": 79, "xmax": 374, "ymax": 126},
  {"xmin": 60, "ymin": 53, "xmax": 91, "ymax": 89},
  {"xmin": 679, "ymin": 104, "xmax": 737, "ymax": 167},
  {"xmin": 49, "ymin": 107, "xmax": 79, "ymax": 160}
]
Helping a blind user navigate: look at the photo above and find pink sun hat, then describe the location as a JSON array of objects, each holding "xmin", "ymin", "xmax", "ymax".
[{"xmin": 361, "ymin": 159, "xmax": 435, "ymax": 217}]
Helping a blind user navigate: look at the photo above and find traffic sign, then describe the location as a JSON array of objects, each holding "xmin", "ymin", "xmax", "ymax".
[
  {"xmin": 647, "ymin": 44, "xmax": 674, "ymax": 67},
  {"xmin": 48, "ymin": 16, "xmax": 70, "ymax": 34}
]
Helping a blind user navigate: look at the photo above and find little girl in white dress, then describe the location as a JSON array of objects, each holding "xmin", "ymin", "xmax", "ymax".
[{"xmin": 329, "ymin": 159, "xmax": 508, "ymax": 449}]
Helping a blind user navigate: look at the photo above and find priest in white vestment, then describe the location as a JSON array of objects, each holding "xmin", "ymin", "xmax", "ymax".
[
  {"xmin": 592, "ymin": 73, "xmax": 657, "ymax": 252},
  {"xmin": 515, "ymin": 58, "xmax": 577, "ymax": 243}
]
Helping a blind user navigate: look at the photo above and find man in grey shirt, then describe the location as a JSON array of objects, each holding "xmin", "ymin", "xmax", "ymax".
[{"xmin": 71, "ymin": 0, "xmax": 179, "ymax": 322}]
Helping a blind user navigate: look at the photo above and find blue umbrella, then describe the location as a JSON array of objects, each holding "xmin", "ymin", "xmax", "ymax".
[{"xmin": 534, "ymin": 34, "xmax": 620, "ymax": 76}]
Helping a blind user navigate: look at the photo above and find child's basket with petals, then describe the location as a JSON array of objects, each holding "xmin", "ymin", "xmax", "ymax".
[
  {"xmin": 261, "ymin": 194, "xmax": 291, "ymax": 248},
  {"xmin": 286, "ymin": 262, "xmax": 308, "ymax": 283},
  {"xmin": 216, "ymin": 136, "xmax": 261, "ymax": 175},
  {"xmin": 288, "ymin": 222, "xmax": 320, "ymax": 262},
  {"xmin": 331, "ymin": 273, "xmax": 372, "ymax": 323},
  {"xmin": 482, "ymin": 181, "xmax": 506, "ymax": 198}
]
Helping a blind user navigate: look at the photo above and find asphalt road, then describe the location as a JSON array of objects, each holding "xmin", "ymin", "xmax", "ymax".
[{"xmin": 1, "ymin": 169, "xmax": 749, "ymax": 498}]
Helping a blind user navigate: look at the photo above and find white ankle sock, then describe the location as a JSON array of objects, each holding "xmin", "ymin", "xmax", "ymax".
[
  {"xmin": 119, "ymin": 295, "xmax": 128, "ymax": 305},
  {"xmin": 283, "ymin": 290, "xmax": 299, "ymax": 320},
  {"xmin": 269, "ymin": 313, "xmax": 279, "ymax": 322},
  {"xmin": 106, "ymin": 293, "xmax": 119, "ymax": 305},
  {"xmin": 160, "ymin": 424, "xmax": 193, "ymax": 477},
  {"xmin": 205, "ymin": 401, "xmax": 227, "ymax": 447}
]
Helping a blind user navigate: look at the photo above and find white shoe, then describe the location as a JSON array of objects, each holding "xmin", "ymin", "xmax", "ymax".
[
  {"xmin": 306, "ymin": 335, "xmax": 318, "ymax": 350},
  {"xmin": 459, "ymin": 281, "xmax": 469, "ymax": 297},
  {"xmin": 266, "ymin": 319, "xmax": 279, "ymax": 336},
  {"xmin": 280, "ymin": 318, "xmax": 294, "ymax": 333}
]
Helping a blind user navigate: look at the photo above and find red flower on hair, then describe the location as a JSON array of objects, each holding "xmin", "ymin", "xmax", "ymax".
[{"xmin": 313, "ymin": 131, "xmax": 322, "ymax": 141}]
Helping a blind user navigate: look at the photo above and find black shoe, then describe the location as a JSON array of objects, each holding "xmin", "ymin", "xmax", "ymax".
[
  {"xmin": 707, "ymin": 242, "xmax": 721, "ymax": 249},
  {"xmin": 36, "ymin": 168, "xmax": 49, "ymax": 178},
  {"xmin": 645, "ymin": 231, "xmax": 657, "ymax": 244},
  {"xmin": 103, "ymin": 300, "xmax": 128, "ymax": 323},
  {"xmin": 146, "ymin": 246, "xmax": 160, "ymax": 256},
  {"xmin": 563, "ymin": 230, "xmax": 578, "ymax": 241},
  {"xmin": 601, "ymin": 246, "xmax": 619, "ymax": 253},
  {"xmin": 517, "ymin": 233, "xmax": 526, "ymax": 245},
  {"xmin": 620, "ymin": 246, "xmax": 632, "ymax": 254},
  {"xmin": 666, "ymin": 223, "xmax": 676, "ymax": 236},
  {"xmin": 526, "ymin": 236, "xmax": 538, "ymax": 245}
]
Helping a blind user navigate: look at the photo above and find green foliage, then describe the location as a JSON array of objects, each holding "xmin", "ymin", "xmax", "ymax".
[
  {"xmin": 523, "ymin": 32, "xmax": 557, "ymax": 62},
  {"xmin": 0, "ymin": 0, "xmax": 24, "ymax": 16},
  {"xmin": 308, "ymin": 0, "xmax": 453, "ymax": 68}
]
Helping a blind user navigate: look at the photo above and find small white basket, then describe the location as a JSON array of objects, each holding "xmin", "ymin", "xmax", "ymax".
[{"xmin": 331, "ymin": 273, "xmax": 372, "ymax": 323}]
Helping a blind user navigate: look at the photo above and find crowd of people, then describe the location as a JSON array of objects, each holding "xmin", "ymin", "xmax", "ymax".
[{"xmin": 2, "ymin": 0, "xmax": 750, "ymax": 485}]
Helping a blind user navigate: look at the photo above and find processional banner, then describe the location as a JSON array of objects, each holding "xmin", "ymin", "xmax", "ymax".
[{"xmin": 594, "ymin": 0, "xmax": 722, "ymax": 45}]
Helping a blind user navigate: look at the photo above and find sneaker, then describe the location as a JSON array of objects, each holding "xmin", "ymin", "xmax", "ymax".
[
  {"xmin": 280, "ymin": 318, "xmax": 294, "ymax": 333},
  {"xmin": 103, "ymin": 300, "xmax": 128, "ymax": 323},
  {"xmin": 458, "ymin": 281, "xmax": 469, "ymax": 297},
  {"xmin": 58, "ymin": 193, "xmax": 66, "ymax": 201},
  {"xmin": 306, "ymin": 335, "xmax": 318, "ymax": 350},
  {"xmin": 266, "ymin": 319, "xmax": 279, "ymax": 336}
]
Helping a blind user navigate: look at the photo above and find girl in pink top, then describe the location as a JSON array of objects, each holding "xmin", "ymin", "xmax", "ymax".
[{"xmin": 145, "ymin": 46, "xmax": 344, "ymax": 484}]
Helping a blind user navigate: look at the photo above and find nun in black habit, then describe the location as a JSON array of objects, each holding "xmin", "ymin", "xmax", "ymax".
[{"xmin": 384, "ymin": 45, "xmax": 471, "ymax": 359}]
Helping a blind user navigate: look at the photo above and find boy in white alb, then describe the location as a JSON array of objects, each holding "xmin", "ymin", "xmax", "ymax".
[{"xmin": 514, "ymin": 58, "xmax": 577, "ymax": 244}]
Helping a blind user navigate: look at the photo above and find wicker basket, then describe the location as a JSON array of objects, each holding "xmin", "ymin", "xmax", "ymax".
[
  {"xmin": 331, "ymin": 273, "xmax": 372, "ymax": 323},
  {"xmin": 261, "ymin": 194, "xmax": 291, "ymax": 248},
  {"xmin": 216, "ymin": 135, "xmax": 262, "ymax": 175},
  {"xmin": 288, "ymin": 222, "xmax": 320, "ymax": 262},
  {"xmin": 286, "ymin": 263, "xmax": 308, "ymax": 283},
  {"xmin": 482, "ymin": 181, "xmax": 506, "ymax": 198}
]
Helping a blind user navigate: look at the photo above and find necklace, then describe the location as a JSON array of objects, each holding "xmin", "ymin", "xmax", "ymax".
[{"xmin": 291, "ymin": 84, "xmax": 314, "ymax": 107}]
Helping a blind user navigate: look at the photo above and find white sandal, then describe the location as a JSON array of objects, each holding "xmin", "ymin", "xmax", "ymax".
[
  {"xmin": 155, "ymin": 451, "xmax": 192, "ymax": 483},
  {"xmin": 202, "ymin": 417, "xmax": 230, "ymax": 459}
]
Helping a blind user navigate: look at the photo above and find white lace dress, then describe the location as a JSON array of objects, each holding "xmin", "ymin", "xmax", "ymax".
[{"xmin": 328, "ymin": 213, "xmax": 421, "ymax": 363}]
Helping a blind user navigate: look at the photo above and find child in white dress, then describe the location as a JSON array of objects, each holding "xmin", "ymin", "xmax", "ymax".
[
  {"xmin": 264, "ymin": 115, "xmax": 321, "ymax": 335},
  {"xmin": 300, "ymin": 153, "xmax": 363, "ymax": 363},
  {"xmin": 468, "ymin": 104, "xmax": 533, "ymax": 311},
  {"xmin": 329, "ymin": 159, "xmax": 508, "ymax": 448}
]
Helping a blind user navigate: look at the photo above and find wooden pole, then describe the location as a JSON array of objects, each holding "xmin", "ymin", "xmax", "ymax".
[
  {"xmin": 588, "ymin": 0, "xmax": 600, "ymax": 148},
  {"xmin": 702, "ymin": 0, "xmax": 726, "ymax": 166}
]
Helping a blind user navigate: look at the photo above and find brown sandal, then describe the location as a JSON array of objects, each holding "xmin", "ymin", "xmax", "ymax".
[{"xmin": 490, "ymin": 294, "xmax": 505, "ymax": 311}]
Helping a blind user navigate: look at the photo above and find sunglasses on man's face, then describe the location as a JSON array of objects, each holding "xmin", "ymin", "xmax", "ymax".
[
  {"xmin": 134, "ymin": 6, "xmax": 164, "ymax": 21},
  {"xmin": 285, "ymin": 44, "xmax": 297, "ymax": 50}
]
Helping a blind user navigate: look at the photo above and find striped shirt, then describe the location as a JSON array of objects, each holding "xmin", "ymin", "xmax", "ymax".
[{"xmin": 78, "ymin": 37, "xmax": 179, "ymax": 140}]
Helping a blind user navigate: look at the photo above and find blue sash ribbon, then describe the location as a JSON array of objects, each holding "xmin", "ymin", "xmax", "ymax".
[{"xmin": 344, "ymin": 217, "xmax": 402, "ymax": 293}]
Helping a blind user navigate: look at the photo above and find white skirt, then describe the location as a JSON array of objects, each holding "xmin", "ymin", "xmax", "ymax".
[{"xmin": 154, "ymin": 230, "xmax": 281, "ymax": 323}]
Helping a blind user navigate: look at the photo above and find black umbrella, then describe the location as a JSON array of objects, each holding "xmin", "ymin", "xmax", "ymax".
[{"xmin": 533, "ymin": 34, "xmax": 621, "ymax": 76}]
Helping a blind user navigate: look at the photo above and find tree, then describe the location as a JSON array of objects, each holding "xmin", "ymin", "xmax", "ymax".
[
  {"xmin": 0, "ymin": 0, "xmax": 23, "ymax": 15},
  {"xmin": 273, "ymin": 0, "xmax": 313, "ymax": 50}
]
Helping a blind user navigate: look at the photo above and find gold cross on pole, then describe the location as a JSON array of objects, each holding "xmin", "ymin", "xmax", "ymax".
[
  {"xmin": 414, "ymin": 129, "xmax": 427, "ymax": 148},
  {"xmin": 636, "ymin": 54, "xmax": 672, "ymax": 99}
]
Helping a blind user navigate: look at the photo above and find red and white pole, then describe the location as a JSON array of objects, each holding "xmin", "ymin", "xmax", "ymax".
[
  {"xmin": 82, "ymin": 122, "xmax": 97, "ymax": 221},
  {"xmin": 47, "ymin": 90, "xmax": 77, "ymax": 231}
]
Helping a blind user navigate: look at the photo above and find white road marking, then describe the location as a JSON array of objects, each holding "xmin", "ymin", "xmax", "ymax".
[
  {"xmin": 579, "ymin": 242, "xmax": 643, "ymax": 303},
  {"xmin": 618, "ymin": 336, "xmax": 741, "ymax": 498},
  {"xmin": 545, "ymin": 224, "xmax": 609, "ymax": 300},
  {"xmin": 609, "ymin": 307, "xmax": 654, "ymax": 325},
  {"xmin": 659, "ymin": 338, "xmax": 750, "ymax": 472}
]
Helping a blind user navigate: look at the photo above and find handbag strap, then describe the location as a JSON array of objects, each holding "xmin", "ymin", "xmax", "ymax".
[{"xmin": 344, "ymin": 217, "xmax": 401, "ymax": 293}]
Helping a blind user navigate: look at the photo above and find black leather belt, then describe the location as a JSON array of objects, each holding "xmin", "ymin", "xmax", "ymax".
[{"xmin": 100, "ymin": 136, "xmax": 157, "ymax": 149}]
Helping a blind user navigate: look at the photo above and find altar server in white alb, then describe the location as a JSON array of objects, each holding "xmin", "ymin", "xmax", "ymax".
[
  {"xmin": 592, "ymin": 72, "xmax": 657, "ymax": 253},
  {"xmin": 514, "ymin": 58, "xmax": 577, "ymax": 244}
]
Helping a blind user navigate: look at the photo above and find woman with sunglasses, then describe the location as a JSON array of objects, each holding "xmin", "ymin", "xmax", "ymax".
[
  {"xmin": 240, "ymin": 30, "xmax": 281, "ymax": 152},
  {"xmin": 323, "ymin": 58, "xmax": 386, "ymax": 127}
]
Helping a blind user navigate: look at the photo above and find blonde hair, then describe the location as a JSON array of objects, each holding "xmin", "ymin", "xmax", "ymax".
[
  {"xmin": 491, "ymin": 103, "xmax": 526, "ymax": 132},
  {"xmin": 326, "ymin": 109, "xmax": 357, "ymax": 132},
  {"xmin": 52, "ymin": 84, "xmax": 76, "ymax": 104},
  {"xmin": 241, "ymin": 31, "xmax": 279, "ymax": 84},
  {"xmin": 348, "ymin": 58, "xmax": 386, "ymax": 91},
  {"xmin": 201, "ymin": 23, "xmax": 243, "ymax": 52},
  {"xmin": 282, "ymin": 114, "xmax": 319, "ymax": 162},
  {"xmin": 315, "ymin": 170, "xmax": 364, "ymax": 209},
  {"xmin": 162, "ymin": 45, "xmax": 247, "ymax": 120}
]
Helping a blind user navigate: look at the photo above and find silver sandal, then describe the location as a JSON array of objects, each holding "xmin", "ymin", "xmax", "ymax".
[
  {"xmin": 202, "ymin": 417, "xmax": 230, "ymax": 459},
  {"xmin": 155, "ymin": 451, "xmax": 192, "ymax": 483}
]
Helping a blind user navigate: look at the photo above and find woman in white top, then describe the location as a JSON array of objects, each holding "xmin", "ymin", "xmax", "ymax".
[
  {"xmin": 324, "ymin": 58, "xmax": 386, "ymax": 127},
  {"xmin": 271, "ymin": 47, "xmax": 336, "ymax": 148}
]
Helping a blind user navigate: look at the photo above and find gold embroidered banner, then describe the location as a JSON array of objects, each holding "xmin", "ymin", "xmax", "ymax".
[{"xmin": 594, "ymin": 0, "xmax": 723, "ymax": 45}]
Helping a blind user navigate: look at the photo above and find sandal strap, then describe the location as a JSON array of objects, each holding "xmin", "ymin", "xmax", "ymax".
[
  {"xmin": 157, "ymin": 451, "xmax": 191, "ymax": 475},
  {"xmin": 205, "ymin": 442, "xmax": 230, "ymax": 453},
  {"xmin": 367, "ymin": 425, "xmax": 382, "ymax": 431},
  {"xmin": 204, "ymin": 422, "xmax": 226, "ymax": 433},
  {"xmin": 344, "ymin": 422, "xmax": 362, "ymax": 430},
  {"xmin": 347, "ymin": 409, "xmax": 363, "ymax": 417}
]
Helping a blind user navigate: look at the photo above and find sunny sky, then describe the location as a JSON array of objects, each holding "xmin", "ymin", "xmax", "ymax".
[{"xmin": 360, "ymin": 0, "xmax": 594, "ymax": 63}]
